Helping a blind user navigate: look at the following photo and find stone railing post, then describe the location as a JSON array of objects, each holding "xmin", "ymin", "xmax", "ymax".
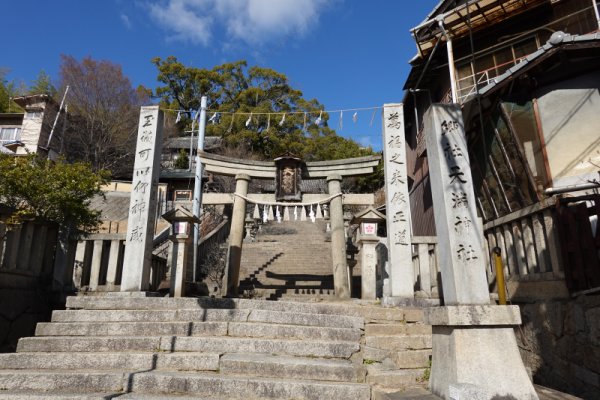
[
  {"xmin": 226, "ymin": 174, "xmax": 251, "ymax": 297},
  {"xmin": 327, "ymin": 174, "xmax": 350, "ymax": 299}
]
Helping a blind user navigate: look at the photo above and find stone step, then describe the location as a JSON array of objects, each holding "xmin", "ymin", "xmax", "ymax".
[
  {"xmin": 116, "ymin": 395, "xmax": 217, "ymax": 400},
  {"xmin": 17, "ymin": 336, "xmax": 359, "ymax": 359},
  {"xmin": 35, "ymin": 321, "xmax": 360, "ymax": 342},
  {"xmin": 36, "ymin": 322, "xmax": 227, "ymax": 337},
  {"xmin": 65, "ymin": 296, "xmax": 417, "ymax": 323},
  {"xmin": 0, "ymin": 391, "xmax": 121, "ymax": 399},
  {"xmin": 128, "ymin": 371, "xmax": 371, "ymax": 400},
  {"xmin": 0, "ymin": 352, "xmax": 219, "ymax": 372},
  {"xmin": 0, "ymin": 370, "xmax": 127, "ymax": 393},
  {"xmin": 239, "ymin": 283, "xmax": 334, "ymax": 291},
  {"xmin": 219, "ymin": 353, "xmax": 365, "ymax": 382},
  {"xmin": 52, "ymin": 309, "xmax": 364, "ymax": 329}
]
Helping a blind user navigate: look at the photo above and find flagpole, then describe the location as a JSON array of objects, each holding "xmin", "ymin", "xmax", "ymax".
[{"xmin": 192, "ymin": 96, "xmax": 207, "ymax": 283}]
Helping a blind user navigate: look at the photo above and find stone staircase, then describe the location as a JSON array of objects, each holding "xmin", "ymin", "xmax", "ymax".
[
  {"xmin": 0, "ymin": 295, "xmax": 431, "ymax": 399},
  {"xmin": 239, "ymin": 220, "xmax": 337, "ymax": 300}
]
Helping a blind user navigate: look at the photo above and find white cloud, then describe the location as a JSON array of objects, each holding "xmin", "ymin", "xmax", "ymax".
[
  {"xmin": 120, "ymin": 13, "xmax": 132, "ymax": 29},
  {"xmin": 358, "ymin": 135, "xmax": 376, "ymax": 149},
  {"xmin": 147, "ymin": 0, "xmax": 332, "ymax": 46}
]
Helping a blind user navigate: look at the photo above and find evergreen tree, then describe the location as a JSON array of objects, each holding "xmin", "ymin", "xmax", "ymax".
[{"xmin": 153, "ymin": 57, "xmax": 373, "ymax": 162}]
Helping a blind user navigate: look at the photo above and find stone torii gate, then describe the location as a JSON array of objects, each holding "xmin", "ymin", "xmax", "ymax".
[{"xmin": 197, "ymin": 151, "xmax": 381, "ymax": 298}]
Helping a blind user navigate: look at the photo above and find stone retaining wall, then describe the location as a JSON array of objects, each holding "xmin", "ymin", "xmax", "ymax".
[
  {"xmin": 0, "ymin": 275, "xmax": 64, "ymax": 353},
  {"xmin": 516, "ymin": 293, "xmax": 600, "ymax": 399}
]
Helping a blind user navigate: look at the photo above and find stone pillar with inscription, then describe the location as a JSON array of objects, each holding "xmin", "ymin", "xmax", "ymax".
[
  {"xmin": 226, "ymin": 174, "xmax": 251, "ymax": 297},
  {"xmin": 382, "ymin": 104, "xmax": 414, "ymax": 301},
  {"xmin": 121, "ymin": 106, "xmax": 164, "ymax": 292},
  {"xmin": 327, "ymin": 174, "xmax": 350, "ymax": 299},
  {"xmin": 424, "ymin": 104, "xmax": 537, "ymax": 400}
]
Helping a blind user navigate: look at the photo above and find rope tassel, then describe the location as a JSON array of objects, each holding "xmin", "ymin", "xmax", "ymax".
[{"xmin": 316, "ymin": 204, "xmax": 323, "ymax": 219}]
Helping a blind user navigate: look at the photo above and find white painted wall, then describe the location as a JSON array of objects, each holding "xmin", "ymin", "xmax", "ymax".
[{"xmin": 536, "ymin": 71, "xmax": 600, "ymax": 187}]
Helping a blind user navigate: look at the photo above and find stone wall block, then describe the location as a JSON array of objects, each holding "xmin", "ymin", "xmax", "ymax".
[
  {"xmin": 563, "ymin": 302, "xmax": 585, "ymax": 336},
  {"xmin": 586, "ymin": 307, "xmax": 600, "ymax": 347}
]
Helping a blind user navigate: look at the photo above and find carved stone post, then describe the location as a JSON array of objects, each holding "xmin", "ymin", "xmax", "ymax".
[
  {"xmin": 424, "ymin": 104, "xmax": 537, "ymax": 399},
  {"xmin": 121, "ymin": 106, "xmax": 164, "ymax": 292},
  {"xmin": 226, "ymin": 174, "xmax": 251, "ymax": 297},
  {"xmin": 327, "ymin": 174, "xmax": 350, "ymax": 299}
]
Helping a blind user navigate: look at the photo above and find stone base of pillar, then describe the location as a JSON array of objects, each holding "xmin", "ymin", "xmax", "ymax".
[
  {"xmin": 424, "ymin": 305, "xmax": 538, "ymax": 400},
  {"xmin": 382, "ymin": 296, "xmax": 440, "ymax": 307},
  {"xmin": 90, "ymin": 291, "xmax": 161, "ymax": 298}
]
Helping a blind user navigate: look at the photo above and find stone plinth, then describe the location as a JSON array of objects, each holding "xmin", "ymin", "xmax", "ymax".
[{"xmin": 425, "ymin": 306, "xmax": 538, "ymax": 400}]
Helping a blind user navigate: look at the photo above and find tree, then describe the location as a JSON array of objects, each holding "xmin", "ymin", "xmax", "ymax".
[
  {"xmin": 153, "ymin": 57, "xmax": 372, "ymax": 162},
  {"xmin": 59, "ymin": 55, "xmax": 150, "ymax": 177},
  {"xmin": 0, "ymin": 69, "xmax": 25, "ymax": 113},
  {"xmin": 28, "ymin": 70, "xmax": 57, "ymax": 97},
  {"xmin": 173, "ymin": 148, "xmax": 189, "ymax": 169},
  {"xmin": 0, "ymin": 154, "xmax": 110, "ymax": 232}
]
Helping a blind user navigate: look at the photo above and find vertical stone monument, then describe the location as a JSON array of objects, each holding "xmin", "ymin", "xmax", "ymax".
[
  {"xmin": 424, "ymin": 104, "xmax": 537, "ymax": 399},
  {"xmin": 382, "ymin": 104, "xmax": 414, "ymax": 300},
  {"xmin": 121, "ymin": 106, "xmax": 164, "ymax": 292}
]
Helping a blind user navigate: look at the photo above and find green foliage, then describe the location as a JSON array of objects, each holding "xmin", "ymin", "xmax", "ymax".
[
  {"xmin": 173, "ymin": 149, "xmax": 189, "ymax": 169},
  {"xmin": 0, "ymin": 154, "xmax": 110, "ymax": 232},
  {"xmin": 0, "ymin": 69, "xmax": 25, "ymax": 113},
  {"xmin": 28, "ymin": 70, "xmax": 57, "ymax": 97},
  {"xmin": 152, "ymin": 57, "xmax": 376, "ymax": 163},
  {"xmin": 417, "ymin": 359, "xmax": 432, "ymax": 383}
]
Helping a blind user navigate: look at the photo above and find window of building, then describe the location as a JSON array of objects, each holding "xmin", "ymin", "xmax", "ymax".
[
  {"xmin": 501, "ymin": 101, "xmax": 549, "ymax": 190},
  {"xmin": 24, "ymin": 111, "xmax": 43, "ymax": 120},
  {"xmin": 174, "ymin": 190, "xmax": 192, "ymax": 201},
  {"xmin": 0, "ymin": 127, "xmax": 22, "ymax": 143},
  {"xmin": 469, "ymin": 107, "xmax": 539, "ymax": 221},
  {"xmin": 456, "ymin": 36, "xmax": 539, "ymax": 103}
]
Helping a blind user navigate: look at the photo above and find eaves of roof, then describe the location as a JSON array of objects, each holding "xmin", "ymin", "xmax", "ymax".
[{"xmin": 472, "ymin": 31, "xmax": 600, "ymax": 99}]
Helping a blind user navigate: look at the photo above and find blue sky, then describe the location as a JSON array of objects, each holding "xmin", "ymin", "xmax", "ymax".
[{"xmin": 2, "ymin": 0, "xmax": 439, "ymax": 151}]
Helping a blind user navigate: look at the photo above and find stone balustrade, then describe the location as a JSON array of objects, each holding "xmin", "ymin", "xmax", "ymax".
[
  {"xmin": 482, "ymin": 198, "xmax": 567, "ymax": 300},
  {"xmin": 73, "ymin": 232, "xmax": 168, "ymax": 293}
]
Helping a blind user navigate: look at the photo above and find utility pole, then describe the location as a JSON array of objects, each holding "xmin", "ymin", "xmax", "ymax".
[
  {"xmin": 46, "ymin": 85, "xmax": 70, "ymax": 155},
  {"xmin": 192, "ymin": 96, "xmax": 207, "ymax": 282}
]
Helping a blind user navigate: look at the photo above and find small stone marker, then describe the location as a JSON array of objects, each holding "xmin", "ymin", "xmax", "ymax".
[
  {"xmin": 382, "ymin": 103, "xmax": 413, "ymax": 299},
  {"xmin": 121, "ymin": 106, "xmax": 164, "ymax": 292}
]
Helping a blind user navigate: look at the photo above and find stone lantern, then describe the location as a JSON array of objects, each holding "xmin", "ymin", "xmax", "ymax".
[
  {"xmin": 351, "ymin": 207, "xmax": 386, "ymax": 299},
  {"xmin": 162, "ymin": 205, "xmax": 200, "ymax": 297}
]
